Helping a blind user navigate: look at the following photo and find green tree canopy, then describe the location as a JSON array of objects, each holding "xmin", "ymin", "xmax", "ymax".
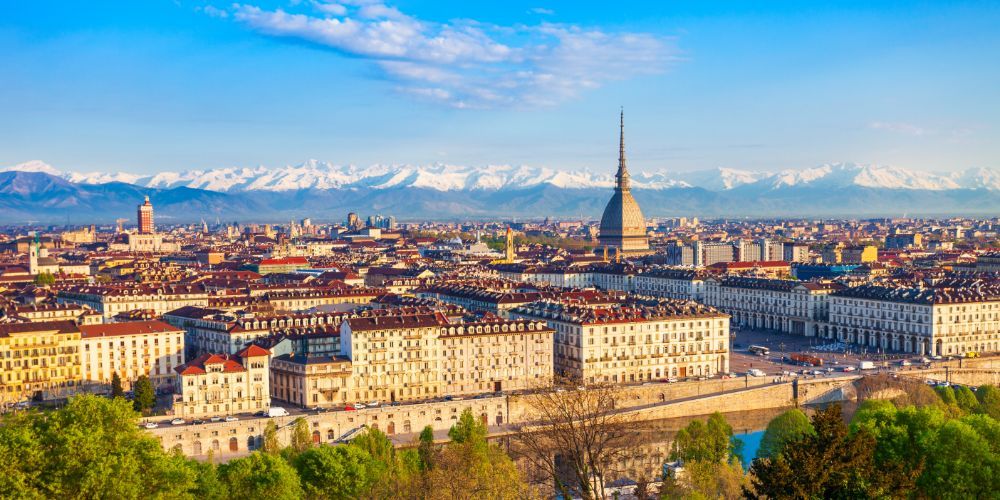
[
  {"xmin": 33, "ymin": 271, "xmax": 55, "ymax": 286},
  {"xmin": 448, "ymin": 409, "xmax": 487, "ymax": 446},
  {"xmin": 262, "ymin": 420, "xmax": 281, "ymax": 454},
  {"xmin": 418, "ymin": 425, "xmax": 436, "ymax": 470},
  {"xmin": 218, "ymin": 452, "xmax": 302, "ymax": 500},
  {"xmin": 110, "ymin": 372, "xmax": 125, "ymax": 399},
  {"xmin": 671, "ymin": 412, "xmax": 740, "ymax": 464},
  {"xmin": 746, "ymin": 404, "xmax": 915, "ymax": 499},
  {"xmin": 953, "ymin": 385, "xmax": 980, "ymax": 414},
  {"xmin": 293, "ymin": 445, "xmax": 381, "ymax": 499},
  {"xmin": 976, "ymin": 385, "xmax": 1000, "ymax": 420},
  {"xmin": 757, "ymin": 408, "xmax": 814, "ymax": 459},
  {"xmin": 0, "ymin": 395, "xmax": 205, "ymax": 499},
  {"xmin": 289, "ymin": 417, "xmax": 312, "ymax": 453},
  {"xmin": 132, "ymin": 375, "xmax": 156, "ymax": 413}
]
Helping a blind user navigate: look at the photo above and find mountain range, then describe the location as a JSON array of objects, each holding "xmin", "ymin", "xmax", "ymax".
[{"xmin": 1, "ymin": 161, "xmax": 998, "ymax": 222}]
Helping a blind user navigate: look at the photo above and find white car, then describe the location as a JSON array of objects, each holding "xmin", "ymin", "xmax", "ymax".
[
  {"xmin": 170, "ymin": 418, "xmax": 186, "ymax": 425},
  {"xmin": 842, "ymin": 366, "xmax": 857, "ymax": 372},
  {"xmin": 143, "ymin": 422, "xmax": 159, "ymax": 429},
  {"xmin": 224, "ymin": 416, "xmax": 238, "ymax": 422},
  {"xmin": 354, "ymin": 403, "xmax": 367, "ymax": 410},
  {"xmin": 899, "ymin": 360, "xmax": 912, "ymax": 366},
  {"xmin": 368, "ymin": 401, "xmax": 380, "ymax": 407}
]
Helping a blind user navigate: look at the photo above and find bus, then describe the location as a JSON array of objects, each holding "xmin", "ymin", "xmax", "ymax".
[{"xmin": 748, "ymin": 345, "xmax": 770, "ymax": 356}]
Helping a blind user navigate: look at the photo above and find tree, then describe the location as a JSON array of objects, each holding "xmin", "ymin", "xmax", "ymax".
[
  {"xmin": 294, "ymin": 445, "xmax": 381, "ymax": 499},
  {"xmin": 185, "ymin": 456, "xmax": 228, "ymax": 500},
  {"xmin": 953, "ymin": 385, "xmax": 980, "ymax": 414},
  {"xmin": 289, "ymin": 417, "xmax": 312, "ymax": 453},
  {"xmin": 426, "ymin": 432, "xmax": 531, "ymax": 499},
  {"xmin": 110, "ymin": 372, "xmax": 125, "ymax": 399},
  {"xmin": 512, "ymin": 382, "xmax": 638, "ymax": 500},
  {"xmin": 132, "ymin": 375, "xmax": 156, "ymax": 414},
  {"xmin": 757, "ymin": 408, "xmax": 814, "ymax": 459},
  {"xmin": 351, "ymin": 427, "xmax": 395, "ymax": 467},
  {"xmin": 919, "ymin": 419, "xmax": 1000, "ymax": 498},
  {"xmin": 976, "ymin": 385, "xmax": 1000, "ymax": 420},
  {"xmin": 218, "ymin": 452, "xmax": 302, "ymax": 500},
  {"xmin": 449, "ymin": 409, "xmax": 487, "ymax": 448},
  {"xmin": 262, "ymin": 420, "xmax": 281, "ymax": 454},
  {"xmin": 746, "ymin": 404, "xmax": 916, "ymax": 499},
  {"xmin": 33, "ymin": 272, "xmax": 55, "ymax": 286},
  {"xmin": 671, "ymin": 412, "xmax": 741, "ymax": 464},
  {"xmin": 0, "ymin": 395, "xmax": 206, "ymax": 498},
  {"xmin": 418, "ymin": 425, "xmax": 436, "ymax": 470}
]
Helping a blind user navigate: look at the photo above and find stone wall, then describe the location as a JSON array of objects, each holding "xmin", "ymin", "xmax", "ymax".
[{"xmin": 148, "ymin": 376, "xmax": 857, "ymax": 460}]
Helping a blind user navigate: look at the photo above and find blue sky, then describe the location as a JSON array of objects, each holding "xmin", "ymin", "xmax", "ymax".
[{"xmin": 1, "ymin": 1, "xmax": 998, "ymax": 175}]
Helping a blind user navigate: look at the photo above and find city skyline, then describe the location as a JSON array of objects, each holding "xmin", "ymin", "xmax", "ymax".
[{"xmin": 2, "ymin": 1, "xmax": 999, "ymax": 174}]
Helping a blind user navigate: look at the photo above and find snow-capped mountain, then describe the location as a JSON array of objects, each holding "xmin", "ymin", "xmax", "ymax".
[{"xmin": 3, "ymin": 160, "xmax": 998, "ymax": 193}]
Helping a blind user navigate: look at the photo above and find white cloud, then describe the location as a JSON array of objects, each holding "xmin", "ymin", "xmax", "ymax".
[
  {"xmin": 223, "ymin": 2, "xmax": 676, "ymax": 108},
  {"xmin": 311, "ymin": 2, "xmax": 347, "ymax": 16},
  {"xmin": 200, "ymin": 5, "xmax": 229, "ymax": 18},
  {"xmin": 529, "ymin": 7, "xmax": 555, "ymax": 15}
]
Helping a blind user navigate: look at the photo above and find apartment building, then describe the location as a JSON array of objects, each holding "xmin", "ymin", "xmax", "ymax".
[
  {"xmin": 336, "ymin": 313, "xmax": 556, "ymax": 405},
  {"xmin": 56, "ymin": 284, "xmax": 210, "ymax": 319},
  {"xmin": 703, "ymin": 277, "xmax": 843, "ymax": 336},
  {"xmin": 173, "ymin": 345, "xmax": 271, "ymax": 418},
  {"xmin": 827, "ymin": 281, "xmax": 1000, "ymax": 356},
  {"xmin": 79, "ymin": 320, "xmax": 186, "ymax": 393},
  {"xmin": 511, "ymin": 298, "xmax": 730, "ymax": 384},
  {"xmin": 0, "ymin": 320, "xmax": 82, "ymax": 402}
]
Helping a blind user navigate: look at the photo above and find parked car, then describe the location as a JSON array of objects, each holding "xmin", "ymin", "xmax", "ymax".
[
  {"xmin": 192, "ymin": 419, "xmax": 205, "ymax": 425},
  {"xmin": 224, "ymin": 416, "xmax": 238, "ymax": 422},
  {"xmin": 899, "ymin": 359, "xmax": 912, "ymax": 366},
  {"xmin": 209, "ymin": 416, "xmax": 222, "ymax": 422},
  {"xmin": 143, "ymin": 422, "xmax": 158, "ymax": 429},
  {"xmin": 354, "ymin": 403, "xmax": 367, "ymax": 410},
  {"xmin": 842, "ymin": 366, "xmax": 857, "ymax": 372},
  {"xmin": 665, "ymin": 377, "xmax": 679, "ymax": 383},
  {"xmin": 170, "ymin": 418, "xmax": 186, "ymax": 425},
  {"xmin": 367, "ymin": 401, "xmax": 380, "ymax": 407}
]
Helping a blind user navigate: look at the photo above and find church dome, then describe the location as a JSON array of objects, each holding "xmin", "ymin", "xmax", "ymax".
[
  {"xmin": 597, "ymin": 111, "xmax": 649, "ymax": 253},
  {"xmin": 599, "ymin": 189, "xmax": 647, "ymax": 237}
]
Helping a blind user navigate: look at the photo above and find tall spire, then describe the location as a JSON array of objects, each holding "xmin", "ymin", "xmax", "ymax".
[{"xmin": 616, "ymin": 108, "xmax": 630, "ymax": 191}]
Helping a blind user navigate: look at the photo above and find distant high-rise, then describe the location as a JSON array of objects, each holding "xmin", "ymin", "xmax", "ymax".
[
  {"xmin": 598, "ymin": 111, "xmax": 649, "ymax": 255},
  {"xmin": 137, "ymin": 196, "xmax": 154, "ymax": 234}
]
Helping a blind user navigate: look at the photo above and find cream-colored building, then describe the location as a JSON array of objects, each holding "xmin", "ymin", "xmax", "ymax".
[
  {"xmin": 173, "ymin": 345, "xmax": 271, "ymax": 418},
  {"xmin": 79, "ymin": 320, "xmax": 186, "ymax": 393},
  {"xmin": 703, "ymin": 277, "xmax": 843, "ymax": 337},
  {"xmin": 341, "ymin": 313, "xmax": 448, "ymax": 404},
  {"xmin": 270, "ymin": 354, "xmax": 353, "ymax": 408},
  {"xmin": 439, "ymin": 319, "xmax": 554, "ymax": 395},
  {"xmin": 512, "ymin": 298, "xmax": 730, "ymax": 383},
  {"xmin": 57, "ymin": 284, "xmax": 210, "ymax": 319},
  {"xmin": 0, "ymin": 321, "xmax": 82, "ymax": 403},
  {"xmin": 826, "ymin": 281, "xmax": 1000, "ymax": 356},
  {"xmin": 337, "ymin": 313, "xmax": 556, "ymax": 405}
]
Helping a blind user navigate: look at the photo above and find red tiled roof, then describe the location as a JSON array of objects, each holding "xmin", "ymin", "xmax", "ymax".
[
  {"xmin": 79, "ymin": 320, "xmax": 182, "ymax": 338},
  {"xmin": 236, "ymin": 344, "xmax": 270, "ymax": 358},
  {"xmin": 175, "ymin": 353, "xmax": 246, "ymax": 375},
  {"xmin": 0, "ymin": 320, "xmax": 80, "ymax": 337}
]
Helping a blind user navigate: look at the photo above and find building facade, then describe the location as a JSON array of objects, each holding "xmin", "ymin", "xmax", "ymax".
[
  {"xmin": 0, "ymin": 321, "xmax": 82, "ymax": 402},
  {"xmin": 79, "ymin": 320, "xmax": 186, "ymax": 393},
  {"xmin": 511, "ymin": 298, "xmax": 730, "ymax": 384},
  {"xmin": 174, "ymin": 345, "xmax": 271, "ymax": 418}
]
